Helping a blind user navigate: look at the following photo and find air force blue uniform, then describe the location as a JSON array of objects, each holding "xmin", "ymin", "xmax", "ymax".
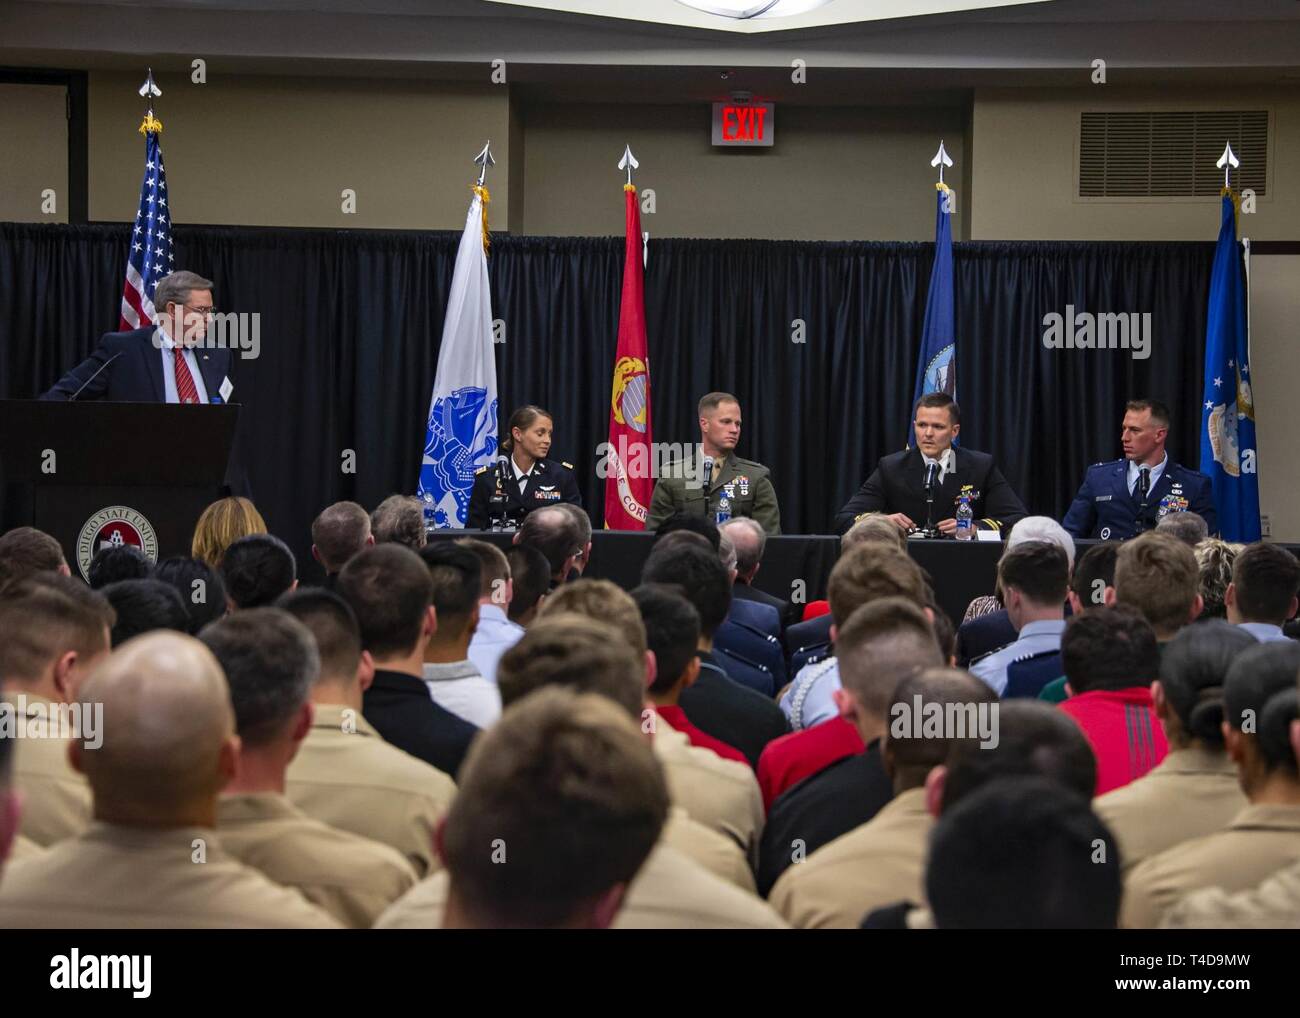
[{"xmin": 1061, "ymin": 458, "xmax": 1216, "ymax": 540}]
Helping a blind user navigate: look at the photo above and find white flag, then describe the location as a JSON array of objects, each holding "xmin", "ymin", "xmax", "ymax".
[{"xmin": 417, "ymin": 190, "xmax": 499, "ymax": 528}]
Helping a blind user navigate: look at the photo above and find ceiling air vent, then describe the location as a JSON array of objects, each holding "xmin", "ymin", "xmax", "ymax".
[{"xmin": 1079, "ymin": 110, "xmax": 1267, "ymax": 197}]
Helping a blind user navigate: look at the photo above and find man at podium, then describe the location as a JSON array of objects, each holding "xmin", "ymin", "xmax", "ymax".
[{"xmin": 40, "ymin": 271, "xmax": 234, "ymax": 405}]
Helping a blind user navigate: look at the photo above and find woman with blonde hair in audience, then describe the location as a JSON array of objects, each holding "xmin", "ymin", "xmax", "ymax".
[
  {"xmin": 1193, "ymin": 537, "xmax": 1243, "ymax": 620},
  {"xmin": 191, "ymin": 496, "xmax": 267, "ymax": 568}
]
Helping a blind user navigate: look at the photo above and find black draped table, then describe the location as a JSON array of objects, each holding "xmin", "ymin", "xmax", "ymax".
[{"xmin": 429, "ymin": 530, "xmax": 1016, "ymax": 624}]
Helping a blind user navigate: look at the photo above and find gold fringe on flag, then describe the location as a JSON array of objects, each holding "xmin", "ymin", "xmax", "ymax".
[
  {"xmin": 935, "ymin": 181, "xmax": 952, "ymax": 194},
  {"xmin": 473, "ymin": 184, "xmax": 491, "ymax": 254},
  {"xmin": 624, "ymin": 183, "xmax": 636, "ymax": 194},
  {"xmin": 1221, "ymin": 185, "xmax": 1241, "ymax": 218},
  {"xmin": 138, "ymin": 113, "xmax": 163, "ymax": 136}
]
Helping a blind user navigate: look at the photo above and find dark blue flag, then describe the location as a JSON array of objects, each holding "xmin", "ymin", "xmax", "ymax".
[
  {"xmin": 1199, "ymin": 195, "xmax": 1259, "ymax": 541},
  {"xmin": 910, "ymin": 188, "xmax": 956, "ymax": 445}
]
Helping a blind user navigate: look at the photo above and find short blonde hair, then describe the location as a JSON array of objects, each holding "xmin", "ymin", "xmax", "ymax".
[
  {"xmin": 540, "ymin": 579, "xmax": 647, "ymax": 658},
  {"xmin": 191, "ymin": 496, "xmax": 267, "ymax": 568},
  {"xmin": 842, "ymin": 514, "xmax": 906, "ymax": 553}
]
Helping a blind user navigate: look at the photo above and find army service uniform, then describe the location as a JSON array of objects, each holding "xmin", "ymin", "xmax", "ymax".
[{"xmin": 465, "ymin": 456, "xmax": 583, "ymax": 529}]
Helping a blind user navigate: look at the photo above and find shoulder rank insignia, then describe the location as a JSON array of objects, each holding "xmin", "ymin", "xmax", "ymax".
[
  {"xmin": 561, "ymin": 461, "xmax": 573, "ymax": 470},
  {"xmin": 475, "ymin": 465, "xmax": 489, "ymax": 476}
]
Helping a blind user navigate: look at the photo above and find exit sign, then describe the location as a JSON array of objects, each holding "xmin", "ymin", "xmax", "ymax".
[{"xmin": 712, "ymin": 102, "xmax": 775, "ymax": 147}]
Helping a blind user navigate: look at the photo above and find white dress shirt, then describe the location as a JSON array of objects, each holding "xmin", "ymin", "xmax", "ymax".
[
  {"xmin": 467, "ymin": 603, "xmax": 525, "ymax": 685},
  {"xmin": 156, "ymin": 326, "xmax": 210, "ymax": 404},
  {"xmin": 1127, "ymin": 453, "xmax": 1167, "ymax": 499},
  {"xmin": 1237, "ymin": 622, "xmax": 1291, "ymax": 644},
  {"xmin": 422, "ymin": 660, "xmax": 501, "ymax": 729},
  {"xmin": 511, "ymin": 455, "xmax": 532, "ymax": 495},
  {"xmin": 921, "ymin": 447, "xmax": 955, "ymax": 483}
]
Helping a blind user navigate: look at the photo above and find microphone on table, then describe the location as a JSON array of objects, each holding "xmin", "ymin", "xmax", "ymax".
[
  {"xmin": 702, "ymin": 455, "xmax": 714, "ymax": 491},
  {"xmin": 68, "ymin": 352, "xmax": 122, "ymax": 401},
  {"xmin": 920, "ymin": 461, "xmax": 940, "ymax": 537}
]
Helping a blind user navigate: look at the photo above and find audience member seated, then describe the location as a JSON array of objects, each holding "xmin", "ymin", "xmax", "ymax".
[
  {"xmin": 1110, "ymin": 531, "xmax": 1203, "ymax": 641},
  {"xmin": 970, "ymin": 541, "xmax": 1069, "ymax": 697},
  {"xmin": 955, "ymin": 516, "xmax": 1075, "ymax": 667},
  {"xmin": 0, "ymin": 632, "xmax": 339, "ymax": 928},
  {"xmin": 0, "ymin": 576, "xmax": 113, "ymax": 845},
  {"xmin": 653, "ymin": 511, "xmax": 720, "ymax": 549},
  {"xmin": 758, "ymin": 598, "xmax": 941, "ymax": 896},
  {"xmin": 86, "ymin": 544, "xmax": 151, "ymax": 589},
  {"xmin": 514, "ymin": 505, "xmax": 585, "ymax": 588},
  {"xmin": 1225, "ymin": 541, "xmax": 1300, "ymax": 643},
  {"xmin": 790, "ymin": 513, "xmax": 906, "ymax": 631},
  {"xmin": 722, "ymin": 517, "xmax": 798, "ymax": 630},
  {"xmin": 0, "ymin": 526, "xmax": 70, "ymax": 593},
  {"xmin": 641, "ymin": 541, "xmax": 789, "ymax": 768},
  {"xmin": 1096, "ymin": 620, "xmax": 1254, "ymax": 873},
  {"xmin": 0, "ymin": 708, "xmax": 25, "ymax": 878},
  {"xmin": 552, "ymin": 503, "xmax": 594, "ymax": 578},
  {"xmin": 337, "ymin": 545, "xmax": 479, "ymax": 779},
  {"xmin": 279, "ymin": 588, "xmax": 456, "ymax": 878},
  {"xmin": 1037, "ymin": 542, "xmax": 1120, "ymax": 703},
  {"xmin": 779, "ymin": 543, "xmax": 931, "ymax": 731},
  {"xmin": 378, "ymin": 617, "xmax": 784, "ymax": 927},
  {"xmin": 1122, "ymin": 639, "xmax": 1300, "ymax": 928},
  {"xmin": 632, "ymin": 584, "xmax": 747, "ymax": 766},
  {"xmin": 458, "ymin": 538, "xmax": 524, "ymax": 683},
  {"xmin": 437, "ymin": 688, "xmax": 668, "ymax": 928},
  {"xmin": 713, "ymin": 533, "xmax": 784, "ymax": 694},
  {"xmin": 770, "ymin": 666, "xmax": 996, "ymax": 928},
  {"xmin": 152, "ymin": 556, "xmax": 228, "ymax": 634},
  {"xmin": 1059, "ymin": 606, "xmax": 1167, "ymax": 795},
  {"xmin": 1194, "ymin": 537, "xmax": 1241, "ymax": 620},
  {"xmin": 200, "ymin": 608, "xmax": 417, "ymax": 927},
  {"xmin": 102, "ymin": 578, "xmax": 189, "ymax": 646},
  {"xmin": 419, "ymin": 542, "xmax": 501, "ymax": 728},
  {"xmin": 220, "ymin": 533, "xmax": 298, "ymax": 610},
  {"xmin": 504, "ymin": 543, "xmax": 550, "ymax": 626},
  {"xmin": 1155, "ymin": 510, "xmax": 1209, "ymax": 547},
  {"xmin": 370, "ymin": 494, "xmax": 427, "ymax": 550},
  {"xmin": 310, "ymin": 500, "xmax": 374, "ymax": 584},
  {"xmin": 191, "ymin": 495, "xmax": 267, "ymax": 569},
  {"xmin": 531, "ymin": 584, "xmax": 764, "ymax": 864},
  {"xmin": 927, "ymin": 777, "xmax": 1121, "ymax": 929},
  {"xmin": 716, "ymin": 530, "xmax": 780, "ymax": 637}
]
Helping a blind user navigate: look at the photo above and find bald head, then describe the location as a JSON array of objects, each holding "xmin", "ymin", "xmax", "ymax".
[
  {"xmin": 720, "ymin": 518, "xmax": 765, "ymax": 579},
  {"xmin": 72, "ymin": 631, "xmax": 236, "ymax": 825}
]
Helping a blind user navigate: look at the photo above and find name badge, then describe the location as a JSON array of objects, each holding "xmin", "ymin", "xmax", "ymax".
[{"xmin": 1094, "ymin": 494, "xmax": 1113, "ymax": 502}]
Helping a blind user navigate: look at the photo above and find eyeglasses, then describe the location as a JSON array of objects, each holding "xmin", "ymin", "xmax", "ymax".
[{"xmin": 180, "ymin": 304, "xmax": 217, "ymax": 318}]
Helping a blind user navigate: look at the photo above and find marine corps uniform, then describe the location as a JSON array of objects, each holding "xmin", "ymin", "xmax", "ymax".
[
  {"xmin": 647, "ymin": 451, "xmax": 781, "ymax": 535},
  {"xmin": 465, "ymin": 456, "xmax": 583, "ymax": 529},
  {"xmin": 1061, "ymin": 458, "xmax": 1216, "ymax": 540}
]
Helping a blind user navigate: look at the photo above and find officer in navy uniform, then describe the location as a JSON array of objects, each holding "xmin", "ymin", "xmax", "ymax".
[
  {"xmin": 466, "ymin": 405, "xmax": 582, "ymax": 529},
  {"xmin": 1062, "ymin": 399, "xmax": 1216, "ymax": 540},
  {"xmin": 833, "ymin": 393, "xmax": 1026, "ymax": 536}
]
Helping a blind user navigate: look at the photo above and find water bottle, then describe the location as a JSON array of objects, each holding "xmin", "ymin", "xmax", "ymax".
[{"xmin": 955, "ymin": 494, "xmax": 974, "ymax": 541}]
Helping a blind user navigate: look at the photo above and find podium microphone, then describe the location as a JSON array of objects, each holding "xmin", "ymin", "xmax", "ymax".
[
  {"xmin": 68, "ymin": 352, "xmax": 122, "ymax": 401},
  {"xmin": 702, "ymin": 455, "xmax": 714, "ymax": 491},
  {"xmin": 921, "ymin": 462, "xmax": 940, "ymax": 536}
]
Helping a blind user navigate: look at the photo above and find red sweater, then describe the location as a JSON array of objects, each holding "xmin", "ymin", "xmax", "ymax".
[
  {"xmin": 1058, "ymin": 686, "xmax": 1169, "ymax": 796},
  {"xmin": 756, "ymin": 717, "xmax": 865, "ymax": 811},
  {"xmin": 654, "ymin": 704, "xmax": 749, "ymax": 767}
]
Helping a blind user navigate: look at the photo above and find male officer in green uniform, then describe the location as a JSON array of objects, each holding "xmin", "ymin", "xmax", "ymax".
[{"xmin": 648, "ymin": 392, "xmax": 781, "ymax": 535}]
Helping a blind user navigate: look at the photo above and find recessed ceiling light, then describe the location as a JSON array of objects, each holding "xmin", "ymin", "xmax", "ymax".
[{"xmin": 676, "ymin": 0, "xmax": 835, "ymax": 19}]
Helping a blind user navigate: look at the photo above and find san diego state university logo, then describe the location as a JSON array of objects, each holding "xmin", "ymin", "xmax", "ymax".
[{"xmin": 76, "ymin": 506, "xmax": 159, "ymax": 581}]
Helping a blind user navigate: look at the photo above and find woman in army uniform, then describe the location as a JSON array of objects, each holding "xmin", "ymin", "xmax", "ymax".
[{"xmin": 466, "ymin": 405, "xmax": 583, "ymax": 529}]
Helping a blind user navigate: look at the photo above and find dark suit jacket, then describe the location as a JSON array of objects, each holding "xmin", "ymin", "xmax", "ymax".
[
  {"xmin": 40, "ymin": 327, "xmax": 249, "ymax": 495},
  {"xmin": 1061, "ymin": 458, "xmax": 1217, "ymax": 540},
  {"xmin": 678, "ymin": 652, "xmax": 790, "ymax": 769},
  {"xmin": 41, "ymin": 327, "xmax": 235, "ymax": 404},
  {"xmin": 733, "ymin": 580, "xmax": 800, "ymax": 631},
  {"xmin": 955, "ymin": 609, "xmax": 1018, "ymax": 668},
  {"xmin": 783, "ymin": 613, "xmax": 833, "ymax": 660},
  {"xmin": 834, "ymin": 446, "xmax": 1026, "ymax": 535},
  {"xmin": 362, "ymin": 669, "xmax": 479, "ymax": 780}
]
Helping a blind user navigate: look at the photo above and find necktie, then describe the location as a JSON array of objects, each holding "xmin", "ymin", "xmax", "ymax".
[
  {"xmin": 1136, "ymin": 467, "xmax": 1150, "ymax": 501},
  {"xmin": 174, "ymin": 346, "xmax": 200, "ymax": 405}
]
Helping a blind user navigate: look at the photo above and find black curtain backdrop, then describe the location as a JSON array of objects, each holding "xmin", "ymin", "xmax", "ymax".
[{"xmin": 0, "ymin": 222, "xmax": 1215, "ymax": 581}]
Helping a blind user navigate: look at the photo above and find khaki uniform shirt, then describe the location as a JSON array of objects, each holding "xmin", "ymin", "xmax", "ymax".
[
  {"xmin": 286, "ymin": 704, "xmax": 456, "ymax": 877},
  {"xmin": 217, "ymin": 792, "xmax": 417, "ymax": 928},
  {"xmin": 662, "ymin": 807, "xmax": 756, "ymax": 893},
  {"xmin": 10, "ymin": 834, "xmax": 41, "ymax": 862},
  {"xmin": 1122, "ymin": 803, "xmax": 1300, "ymax": 929},
  {"xmin": 653, "ymin": 721, "xmax": 764, "ymax": 864},
  {"xmin": 769, "ymin": 787, "xmax": 932, "ymax": 929},
  {"xmin": 0, "ymin": 822, "xmax": 341, "ymax": 928},
  {"xmin": 648, "ymin": 452, "xmax": 781, "ymax": 535},
  {"xmin": 375, "ymin": 840, "xmax": 786, "ymax": 930},
  {"xmin": 1162, "ymin": 857, "xmax": 1300, "ymax": 929},
  {"xmin": 1095, "ymin": 746, "xmax": 1245, "ymax": 874},
  {"xmin": 5, "ymin": 692, "xmax": 91, "ymax": 846}
]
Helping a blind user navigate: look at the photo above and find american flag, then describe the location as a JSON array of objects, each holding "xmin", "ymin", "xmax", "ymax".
[{"xmin": 119, "ymin": 126, "xmax": 174, "ymax": 329}]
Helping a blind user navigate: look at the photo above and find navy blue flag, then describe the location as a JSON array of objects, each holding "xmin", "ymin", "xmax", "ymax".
[
  {"xmin": 1199, "ymin": 194, "xmax": 1259, "ymax": 541},
  {"xmin": 910, "ymin": 188, "xmax": 956, "ymax": 444}
]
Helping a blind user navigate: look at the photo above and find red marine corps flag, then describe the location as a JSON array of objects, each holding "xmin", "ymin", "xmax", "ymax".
[{"xmin": 604, "ymin": 146, "xmax": 653, "ymax": 529}]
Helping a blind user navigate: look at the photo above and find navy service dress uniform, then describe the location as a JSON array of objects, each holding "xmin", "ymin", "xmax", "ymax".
[
  {"xmin": 466, "ymin": 457, "xmax": 583, "ymax": 529},
  {"xmin": 833, "ymin": 447, "xmax": 1026, "ymax": 536},
  {"xmin": 1061, "ymin": 459, "xmax": 1216, "ymax": 540}
]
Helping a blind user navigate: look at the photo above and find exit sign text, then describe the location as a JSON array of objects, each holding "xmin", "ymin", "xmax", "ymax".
[{"xmin": 711, "ymin": 102, "xmax": 775, "ymax": 147}]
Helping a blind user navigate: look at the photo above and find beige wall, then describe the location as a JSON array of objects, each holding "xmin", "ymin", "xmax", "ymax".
[
  {"xmin": 88, "ymin": 72, "xmax": 514, "ymax": 230},
  {"xmin": 970, "ymin": 86, "xmax": 1300, "ymax": 241},
  {"xmin": 0, "ymin": 82, "xmax": 68, "ymax": 223},
  {"xmin": 518, "ymin": 103, "xmax": 966, "ymax": 241},
  {"xmin": 1250, "ymin": 253, "xmax": 1300, "ymax": 543}
]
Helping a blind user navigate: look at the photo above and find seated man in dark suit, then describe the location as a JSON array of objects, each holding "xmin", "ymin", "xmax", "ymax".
[
  {"xmin": 42, "ymin": 271, "xmax": 235, "ymax": 406},
  {"xmin": 721, "ymin": 518, "xmax": 799, "ymax": 631},
  {"xmin": 834, "ymin": 393, "xmax": 1026, "ymax": 537},
  {"xmin": 336, "ymin": 544, "xmax": 478, "ymax": 780}
]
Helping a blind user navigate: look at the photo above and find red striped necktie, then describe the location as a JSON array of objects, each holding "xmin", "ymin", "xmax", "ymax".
[{"xmin": 174, "ymin": 345, "xmax": 200, "ymax": 404}]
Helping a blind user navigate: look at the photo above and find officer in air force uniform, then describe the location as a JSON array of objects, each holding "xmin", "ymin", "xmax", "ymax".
[{"xmin": 1061, "ymin": 399, "xmax": 1216, "ymax": 540}]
